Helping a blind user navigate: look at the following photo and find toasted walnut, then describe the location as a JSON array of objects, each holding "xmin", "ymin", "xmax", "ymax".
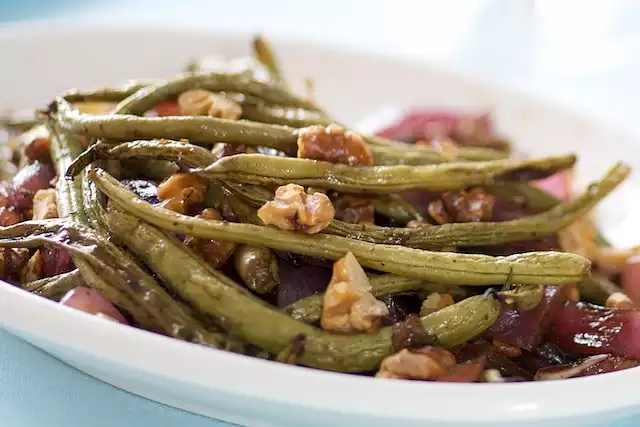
[
  {"xmin": 178, "ymin": 89, "xmax": 242, "ymax": 120},
  {"xmin": 428, "ymin": 188, "xmax": 495, "ymax": 224},
  {"xmin": 558, "ymin": 216, "xmax": 598, "ymax": 260},
  {"xmin": 416, "ymin": 138, "xmax": 458, "ymax": 161},
  {"xmin": 32, "ymin": 189, "xmax": 58, "ymax": 220},
  {"xmin": 492, "ymin": 339, "xmax": 522, "ymax": 358},
  {"xmin": 376, "ymin": 346, "xmax": 456, "ymax": 380},
  {"xmin": 24, "ymin": 137, "xmax": 51, "ymax": 163},
  {"xmin": 297, "ymin": 124, "xmax": 373, "ymax": 166},
  {"xmin": 184, "ymin": 209, "xmax": 236, "ymax": 268},
  {"xmin": 419, "ymin": 292, "xmax": 454, "ymax": 316},
  {"xmin": 349, "ymin": 293, "xmax": 389, "ymax": 332},
  {"xmin": 258, "ymin": 184, "xmax": 334, "ymax": 234},
  {"xmin": 0, "ymin": 247, "xmax": 30, "ymax": 282},
  {"xmin": 321, "ymin": 252, "xmax": 388, "ymax": 332},
  {"xmin": 158, "ymin": 173, "xmax": 208, "ymax": 214},
  {"xmin": 605, "ymin": 292, "xmax": 634, "ymax": 309},
  {"xmin": 332, "ymin": 194, "xmax": 374, "ymax": 224},
  {"xmin": 21, "ymin": 250, "xmax": 43, "ymax": 282},
  {"xmin": 0, "ymin": 207, "xmax": 21, "ymax": 226}
]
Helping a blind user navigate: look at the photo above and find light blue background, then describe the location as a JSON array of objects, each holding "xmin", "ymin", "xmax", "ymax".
[{"xmin": 2, "ymin": 1, "xmax": 640, "ymax": 426}]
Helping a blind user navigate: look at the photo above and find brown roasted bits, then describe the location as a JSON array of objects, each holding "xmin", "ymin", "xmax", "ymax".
[
  {"xmin": 258, "ymin": 184, "xmax": 334, "ymax": 234},
  {"xmin": 428, "ymin": 188, "xmax": 495, "ymax": 224},
  {"xmin": 21, "ymin": 250, "xmax": 43, "ymax": 282},
  {"xmin": 178, "ymin": 89, "xmax": 242, "ymax": 120},
  {"xmin": 321, "ymin": 252, "xmax": 388, "ymax": 333},
  {"xmin": 157, "ymin": 173, "xmax": 208, "ymax": 215},
  {"xmin": 492, "ymin": 339, "xmax": 522, "ymax": 358},
  {"xmin": 297, "ymin": 124, "xmax": 374, "ymax": 166},
  {"xmin": 376, "ymin": 346, "xmax": 456, "ymax": 380},
  {"xmin": 184, "ymin": 208, "xmax": 236, "ymax": 268},
  {"xmin": 332, "ymin": 194, "xmax": 374, "ymax": 224},
  {"xmin": 32, "ymin": 189, "xmax": 58, "ymax": 220}
]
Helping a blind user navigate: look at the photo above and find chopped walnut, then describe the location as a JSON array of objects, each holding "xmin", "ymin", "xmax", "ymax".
[
  {"xmin": 558, "ymin": 216, "xmax": 598, "ymax": 260},
  {"xmin": 321, "ymin": 252, "xmax": 388, "ymax": 332},
  {"xmin": 157, "ymin": 173, "xmax": 208, "ymax": 214},
  {"xmin": 258, "ymin": 184, "xmax": 334, "ymax": 234},
  {"xmin": 419, "ymin": 292, "xmax": 454, "ymax": 316},
  {"xmin": 24, "ymin": 137, "xmax": 51, "ymax": 163},
  {"xmin": 21, "ymin": 250, "xmax": 43, "ymax": 282},
  {"xmin": 32, "ymin": 189, "xmax": 58, "ymax": 220},
  {"xmin": 332, "ymin": 194, "xmax": 374, "ymax": 224},
  {"xmin": 0, "ymin": 247, "xmax": 30, "ymax": 282},
  {"xmin": 297, "ymin": 124, "xmax": 374, "ymax": 166},
  {"xmin": 416, "ymin": 138, "xmax": 458, "ymax": 161},
  {"xmin": 178, "ymin": 89, "xmax": 242, "ymax": 120},
  {"xmin": 349, "ymin": 293, "xmax": 389, "ymax": 332},
  {"xmin": 0, "ymin": 207, "xmax": 21, "ymax": 226},
  {"xmin": 376, "ymin": 346, "xmax": 456, "ymax": 380},
  {"xmin": 428, "ymin": 188, "xmax": 495, "ymax": 224},
  {"xmin": 492, "ymin": 339, "xmax": 522, "ymax": 358},
  {"xmin": 184, "ymin": 208, "xmax": 236, "ymax": 268},
  {"xmin": 605, "ymin": 292, "xmax": 634, "ymax": 310}
]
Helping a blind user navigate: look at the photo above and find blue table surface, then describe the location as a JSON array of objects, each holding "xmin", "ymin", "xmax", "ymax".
[{"xmin": 2, "ymin": 1, "xmax": 640, "ymax": 426}]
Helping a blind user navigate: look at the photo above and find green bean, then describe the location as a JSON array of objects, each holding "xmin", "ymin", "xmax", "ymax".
[
  {"xmin": 233, "ymin": 244, "xmax": 280, "ymax": 294},
  {"xmin": 578, "ymin": 275, "xmax": 624, "ymax": 305},
  {"xmin": 114, "ymin": 71, "xmax": 321, "ymax": 116},
  {"xmin": 0, "ymin": 117, "xmax": 42, "ymax": 132},
  {"xmin": 0, "ymin": 219, "xmax": 229, "ymax": 347},
  {"xmin": 252, "ymin": 35, "xmax": 285, "ymax": 84},
  {"xmin": 240, "ymin": 103, "xmax": 333, "ymax": 128},
  {"xmin": 22, "ymin": 269, "xmax": 84, "ymax": 301},
  {"xmin": 485, "ymin": 181, "xmax": 561, "ymax": 212},
  {"xmin": 500, "ymin": 284, "xmax": 545, "ymax": 310},
  {"xmin": 198, "ymin": 153, "xmax": 576, "ymax": 194},
  {"xmin": 286, "ymin": 275, "xmax": 469, "ymax": 324},
  {"xmin": 63, "ymin": 81, "xmax": 153, "ymax": 104},
  {"xmin": 373, "ymin": 194, "xmax": 426, "ymax": 224},
  {"xmin": 52, "ymin": 99, "xmax": 505, "ymax": 167},
  {"xmin": 91, "ymin": 168, "xmax": 590, "ymax": 285},
  {"xmin": 105, "ymin": 205, "xmax": 500, "ymax": 372}
]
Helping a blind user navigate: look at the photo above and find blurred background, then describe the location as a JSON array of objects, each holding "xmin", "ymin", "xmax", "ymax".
[
  {"xmin": 1, "ymin": 1, "xmax": 638, "ymax": 426},
  {"xmin": 2, "ymin": 0, "xmax": 640, "ymax": 136}
]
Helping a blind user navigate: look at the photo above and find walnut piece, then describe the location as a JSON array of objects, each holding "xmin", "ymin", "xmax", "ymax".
[
  {"xmin": 605, "ymin": 292, "xmax": 634, "ymax": 309},
  {"xmin": 0, "ymin": 207, "xmax": 21, "ymax": 226},
  {"xmin": 297, "ymin": 124, "xmax": 373, "ymax": 166},
  {"xmin": 258, "ymin": 184, "xmax": 334, "ymax": 234},
  {"xmin": 178, "ymin": 89, "xmax": 242, "ymax": 120},
  {"xmin": 376, "ymin": 346, "xmax": 456, "ymax": 380},
  {"xmin": 428, "ymin": 188, "xmax": 495, "ymax": 224},
  {"xmin": 321, "ymin": 252, "xmax": 388, "ymax": 333},
  {"xmin": 32, "ymin": 189, "xmax": 58, "ymax": 220},
  {"xmin": 184, "ymin": 208, "xmax": 236, "ymax": 268},
  {"xmin": 157, "ymin": 173, "xmax": 208, "ymax": 214},
  {"xmin": 332, "ymin": 194, "xmax": 374, "ymax": 224},
  {"xmin": 419, "ymin": 292, "xmax": 454, "ymax": 316},
  {"xmin": 21, "ymin": 250, "xmax": 43, "ymax": 282}
]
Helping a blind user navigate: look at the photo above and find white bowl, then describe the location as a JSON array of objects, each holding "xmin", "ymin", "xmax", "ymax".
[{"xmin": 1, "ymin": 24, "xmax": 639, "ymax": 427}]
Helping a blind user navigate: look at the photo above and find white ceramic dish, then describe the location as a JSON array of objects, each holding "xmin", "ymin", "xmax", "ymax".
[{"xmin": 1, "ymin": 25, "xmax": 639, "ymax": 427}]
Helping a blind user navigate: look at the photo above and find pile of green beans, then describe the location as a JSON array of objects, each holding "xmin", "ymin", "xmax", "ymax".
[{"xmin": 7, "ymin": 35, "xmax": 634, "ymax": 376}]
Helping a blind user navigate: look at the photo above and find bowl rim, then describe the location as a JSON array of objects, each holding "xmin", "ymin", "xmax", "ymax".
[{"xmin": 0, "ymin": 23, "xmax": 638, "ymax": 423}]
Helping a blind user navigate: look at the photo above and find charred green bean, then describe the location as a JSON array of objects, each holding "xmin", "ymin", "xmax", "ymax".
[
  {"xmin": 233, "ymin": 244, "xmax": 280, "ymax": 294},
  {"xmin": 91, "ymin": 168, "xmax": 590, "ymax": 285},
  {"xmin": 21, "ymin": 269, "xmax": 84, "ymax": 301},
  {"xmin": 105, "ymin": 205, "xmax": 501, "ymax": 372}
]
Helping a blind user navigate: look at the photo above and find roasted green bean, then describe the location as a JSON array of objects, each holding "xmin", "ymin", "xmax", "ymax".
[
  {"xmin": 578, "ymin": 275, "xmax": 624, "ymax": 305},
  {"xmin": 114, "ymin": 71, "xmax": 321, "ymax": 115},
  {"xmin": 252, "ymin": 35, "xmax": 285, "ymax": 84},
  {"xmin": 197, "ymin": 153, "xmax": 576, "ymax": 193},
  {"xmin": 91, "ymin": 168, "xmax": 590, "ymax": 285},
  {"xmin": 233, "ymin": 244, "xmax": 280, "ymax": 294},
  {"xmin": 21, "ymin": 269, "xmax": 84, "ymax": 301},
  {"xmin": 286, "ymin": 275, "xmax": 469, "ymax": 324},
  {"xmin": 105, "ymin": 205, "xmax": 501, "ymax": 372}
]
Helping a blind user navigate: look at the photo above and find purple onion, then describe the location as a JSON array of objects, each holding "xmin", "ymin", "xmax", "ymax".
[
  {"xmin": 276, "ymin": 257, "xmax": 332, "ymax": 307},
  {"xmin": 41, "ymin": 245, "xmax": 75, "ymax": 277}
]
